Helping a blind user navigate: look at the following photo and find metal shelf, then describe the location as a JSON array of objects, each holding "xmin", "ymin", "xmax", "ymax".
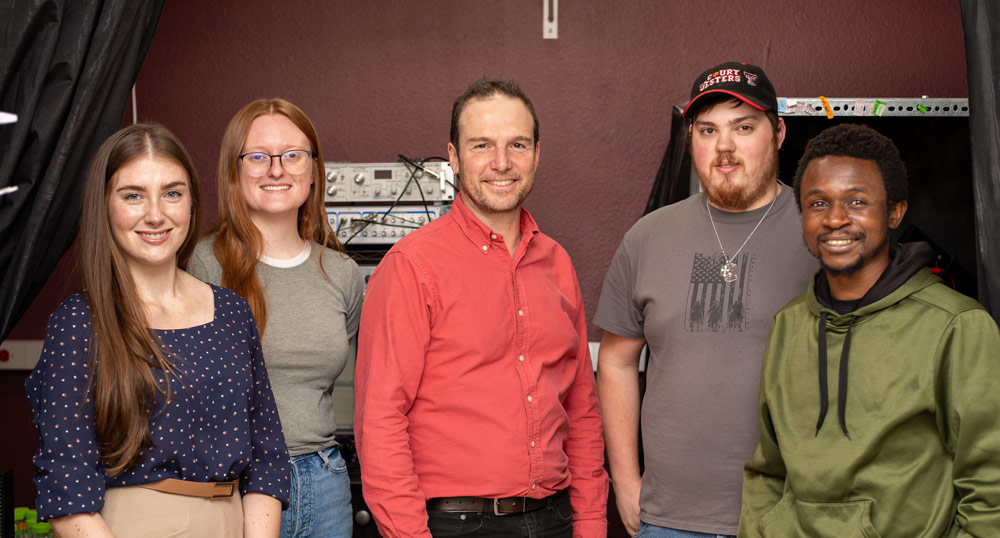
[{"xmin": 779, "ymin": 97, "xmax": 969, "ymax": 117}]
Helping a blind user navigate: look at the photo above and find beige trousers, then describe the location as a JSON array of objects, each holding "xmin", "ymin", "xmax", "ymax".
[{"xmin": 100, "ymin": 484, "xmax": 243, "ymax": 537}]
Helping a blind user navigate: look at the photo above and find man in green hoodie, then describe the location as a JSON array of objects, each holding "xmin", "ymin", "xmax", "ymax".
[{"xmin": 739, "ymin": 124, "xmax": 1000, "ymax": 538}]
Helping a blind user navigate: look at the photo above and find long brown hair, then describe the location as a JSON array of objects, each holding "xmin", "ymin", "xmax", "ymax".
[
  {"xmin": 79, "ymin": 123, "xmax": 202, "ymax": 475},
  {"xmin": 212, "ymin": 98, "xmax": 344, "ymax": 334}
]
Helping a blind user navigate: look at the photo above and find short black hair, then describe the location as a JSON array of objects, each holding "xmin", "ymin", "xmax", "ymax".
[
  {"xmin": 792, "ymin": 124, "xmax": 908, "ymax": 211},
  {"xmin": 685, "ymin": 93, "xmax": 779, "ymax": 133},
  {"xmin": 450, "ymin": 78, "xmax": 539, "ymax": 147}
]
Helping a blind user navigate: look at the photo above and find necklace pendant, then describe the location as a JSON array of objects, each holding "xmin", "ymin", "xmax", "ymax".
[{"xmin": 720, "ymin": 261, "xmax": 738, "ymax": 282}]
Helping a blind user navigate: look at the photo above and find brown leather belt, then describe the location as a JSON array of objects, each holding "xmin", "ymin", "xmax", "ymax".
[
  {"xmin": 427, "ymin": 494, "xmax": 550, "ymax": 516},
  {"xmin": 139, "ymin": 478, "xmax": 237, "ymax": 498}
]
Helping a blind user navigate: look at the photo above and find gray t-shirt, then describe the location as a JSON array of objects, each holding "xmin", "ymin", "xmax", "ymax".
[
  {"xmin": 188, "ymin": 236, "xmax": 364, "ymax": 456},
  {"xmin": 593, "ymin": 186, "xmax": 816, "ymax": 535}
]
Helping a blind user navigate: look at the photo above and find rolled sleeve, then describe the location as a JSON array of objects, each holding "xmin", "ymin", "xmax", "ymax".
[{"xmin": 27, "ymin": 297, "xmax": 106, "ymax": 520}]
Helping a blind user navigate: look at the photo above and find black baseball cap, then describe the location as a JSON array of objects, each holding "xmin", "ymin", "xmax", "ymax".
[{"xmin": 682, "ymin": 62, "xmax": 777, "ymax": 118}]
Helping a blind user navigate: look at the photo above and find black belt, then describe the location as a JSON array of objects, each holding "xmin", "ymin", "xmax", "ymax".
[{"xmin": 427, "ymin": 493, "xmax": 553, "ymax": 516}]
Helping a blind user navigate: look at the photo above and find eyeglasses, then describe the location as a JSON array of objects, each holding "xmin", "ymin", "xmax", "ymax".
[{"xmin": 238, "ymin": 149, "xmax": 314, "ymax": 177}]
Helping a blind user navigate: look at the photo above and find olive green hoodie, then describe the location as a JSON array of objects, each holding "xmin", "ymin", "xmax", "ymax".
[{"xmin": 739, "ymin": 244, "xmax": 1000, "ymax": 538}]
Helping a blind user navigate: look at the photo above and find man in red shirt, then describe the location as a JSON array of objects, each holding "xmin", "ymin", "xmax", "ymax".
[{"xmin": 355, "ymin": 78, "xmax": 608, "ymax": 538}]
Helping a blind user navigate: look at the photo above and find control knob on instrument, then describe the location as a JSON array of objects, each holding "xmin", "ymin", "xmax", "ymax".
[{"xmin": 353, "ymin": 173, "xmax": 365, "ymax": 185}]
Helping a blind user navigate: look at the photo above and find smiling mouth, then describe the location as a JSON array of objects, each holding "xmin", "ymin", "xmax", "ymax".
[
  {"xmin": 819, "ymin": 234, "xmax": 864, "ymax": 251},
  {"xmin": 261, "ymin": 185, "xmax": 291, "ymax": 191},
  {"xmin": 137, "ymin": 230, "xmax": 170, "ymax": 243},
  {"xmin": 485, "ymin": 179, "xmax": 516, "ymax": 186}
]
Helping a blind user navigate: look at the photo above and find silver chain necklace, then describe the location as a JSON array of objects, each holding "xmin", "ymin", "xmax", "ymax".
[{"xmin": 706, "ymin": 184, "xmax": 779, "ymax": 283}]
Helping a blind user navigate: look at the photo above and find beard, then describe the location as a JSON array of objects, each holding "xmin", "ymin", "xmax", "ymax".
[
  {"xmin": 702, "ymin": 139, "xmax": 780, "ymax": 211},
  {"xmin": 818, "ymin": 229, "xmax": 890, "ymax": 276},
  {"xmin": 459, "ymin": 172, "xmax": 534, "ymax": 214}
]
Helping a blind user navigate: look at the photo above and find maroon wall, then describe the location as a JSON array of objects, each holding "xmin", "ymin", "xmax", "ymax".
[
  {"xmin": 132, "ymin": 0, "xmax": 968, "ymax": 337},
  {"xmin": 9, "ymin": 1, "xmax": 970, "ymax": 338},
  {"xmin": 4, "ymin": 0, "xmax": 968, "ymax": 520}
]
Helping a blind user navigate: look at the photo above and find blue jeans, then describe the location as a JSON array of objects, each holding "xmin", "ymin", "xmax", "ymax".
[
  {"xmin": 635, "ymin": 521, "xmax": 735, "ymax": 538},
  {"xmin": 280, "ymin": 446, "xmax": 353, "ymax": 538},
  {"xmin": 427, "ymin": 489, "xmax": 572, "ymax": 538}
]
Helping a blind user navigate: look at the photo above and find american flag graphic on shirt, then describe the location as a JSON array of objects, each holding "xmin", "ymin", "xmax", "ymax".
[{"xmin": 686, "ymin": 252, "xmax": 753, "ymax": 332}]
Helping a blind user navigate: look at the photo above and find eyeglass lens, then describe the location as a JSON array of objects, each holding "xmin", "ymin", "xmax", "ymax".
[{"xmin": 241, "ymin": 150, "xmax": 311, "ymax": 176}]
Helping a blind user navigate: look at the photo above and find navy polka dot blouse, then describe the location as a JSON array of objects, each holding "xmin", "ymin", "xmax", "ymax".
[{"xmin": 26, "ymin": 285, "xmax": 291, "ymax": 520}]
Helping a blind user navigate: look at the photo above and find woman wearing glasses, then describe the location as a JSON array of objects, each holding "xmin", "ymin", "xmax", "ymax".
[
  {"xmin": 27, "ymin": 124, "xmax": 290, "ymax": 537},
  {"xmin": 188, "ymin": 99, "xmax": 363, "ymax": 538}
]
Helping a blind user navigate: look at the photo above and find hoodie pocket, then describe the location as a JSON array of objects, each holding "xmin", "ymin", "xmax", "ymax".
[{"xmin": 758, "ymin": 492, "xmax": 882, "ymax": 538}]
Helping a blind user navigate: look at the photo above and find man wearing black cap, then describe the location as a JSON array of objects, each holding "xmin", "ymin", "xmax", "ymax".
[{"xmin": 593, "ymin": 62, "xmax": 816, "ymax": 537}]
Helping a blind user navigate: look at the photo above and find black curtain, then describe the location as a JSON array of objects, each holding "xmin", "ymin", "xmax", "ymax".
[
  {"xmin": 961, "ymin": 0, "xmax": 1000, "ymax": 322},
  {"xmin": 0, "ymin": 0, "xmax": 164, "ymax": 341},
  {"xmin": 645, "ymin": 106, "xmax": 691, "ymax": 214}
]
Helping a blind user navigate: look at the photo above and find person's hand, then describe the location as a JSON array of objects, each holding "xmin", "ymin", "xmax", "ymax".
[{"xmin": 613, "ymin": 476, "xmax": 641, "ymax": 536}]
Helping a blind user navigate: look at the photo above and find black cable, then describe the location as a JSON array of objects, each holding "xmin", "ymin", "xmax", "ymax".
[
  {"xmin": 398, "ymin": 154, "xmax": 434, "ymax": 223},
  {"xmin": 340, "ymin": 155, "xmax": 453, "ymax": 246},
  {"xmin": 422, "ymin": 157, "xmax": 457, "ymax": 190},
  {"xmin": 343, "ymin": 160, "xmax": 418, "ymax": 245},
  {"xmin": 349, "ymin": 216, "xmax": 422, "ymax": 230},
  {"xmin": 393, "ymin": 159, "xmax": 422, "ymax": 220},
  {"xmin": 398, "ymin": 154, "xmax": 457, "ymax": 192}
]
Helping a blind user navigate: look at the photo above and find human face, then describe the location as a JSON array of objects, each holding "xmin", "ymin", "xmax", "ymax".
[
  {"xmin": 800, "ymin": 155, "xmax": 907, "ymax": 283},
  {"xmin": 239, "ymin": 114, "xmax": 314, "ymax": 221},
  {"xmin": 690, "ymin": 100, "xmax": 784, "ymax": 211},
  {"xmin": 448, "ymin": 95, "xmax": 540, "ymax": 220},
  {"xmin": 108, "ymin": 157, "xmax": 192, "ymax": 269}
]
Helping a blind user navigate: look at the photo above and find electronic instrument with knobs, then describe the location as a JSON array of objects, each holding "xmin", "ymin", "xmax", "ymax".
[
  {"xmin": 324, "ymin": 161, "xmax": 455, "ymax": 203},
  {"xmin": 327, "ymin": 204, "xmax": 450, "ymax": 245}
]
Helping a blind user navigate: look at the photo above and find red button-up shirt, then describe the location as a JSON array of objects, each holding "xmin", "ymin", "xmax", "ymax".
[{"xmin": 355, "ymin": 194, "xmax": 607, "ymax": 538}]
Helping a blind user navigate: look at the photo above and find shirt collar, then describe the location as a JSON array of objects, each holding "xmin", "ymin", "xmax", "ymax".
[{"xmin": 451, "ymin": 193, "xmax": 540, "ymax": 255}]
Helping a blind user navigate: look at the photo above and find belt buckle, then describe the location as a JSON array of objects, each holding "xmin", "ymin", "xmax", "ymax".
[
  {"xmin": 492, "ymin": 497, "xmax": 525, "ymax": 517},
  {"xmin": 213, "ymin": 482, "xmax": 235, "ymax": 498}
]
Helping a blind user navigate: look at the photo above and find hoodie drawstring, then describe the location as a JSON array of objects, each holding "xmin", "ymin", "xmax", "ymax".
[
  {"xmin": 837, "ymin": 316, "xmax": 856, "ymax": 440},
  {"xmin": 816, "ymin": 311, "xmax": 830, "ymax": 436},
  {"xmin": 816, "ymin": 311, "xmax": 857, "ymax": 440}
]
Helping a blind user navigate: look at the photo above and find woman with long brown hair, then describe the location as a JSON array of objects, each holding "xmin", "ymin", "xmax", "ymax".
[
  {"xmin": 188, "ymin": 99, "xmax": 363, "ymax": 538},
  {"xmin": 27, "ymin": 123, "xmax": 290, "ymax": 538}
]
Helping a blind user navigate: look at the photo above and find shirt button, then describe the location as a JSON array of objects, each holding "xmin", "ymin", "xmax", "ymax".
[
  {"xmin": 482, "ymin": 245, "xmax": 488, "ymax": 251},
  {"xmin": 491, "ymin": 234, "xmax": 497, "ymax": 240},
  {"xmin": 518, "ymin": 355, "xmax": 524, "ymax": 362},
  {"xmin": 517, "ymin": 310, "xmax": 524, "ymax": 316},
  {"xmin": 531, "ymin": 441, "xmax": 535, "ymax": 447},
  {"xmin": 527, "ymin": 395, "xmax": 533, "ymax": 402},
  {"xmin": 531, "ymin": 483, "xmax": 536, "ymax": 490}
]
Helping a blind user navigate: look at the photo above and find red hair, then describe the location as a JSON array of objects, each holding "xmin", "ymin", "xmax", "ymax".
[{"xmin": 212, "ymin": 98, "xmax": 344, "ymax": 334}]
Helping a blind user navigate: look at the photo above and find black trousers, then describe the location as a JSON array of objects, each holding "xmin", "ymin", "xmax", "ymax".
[{"xmin": 427, "ymin": 490, "xmax": 573, "ymax": 538}]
